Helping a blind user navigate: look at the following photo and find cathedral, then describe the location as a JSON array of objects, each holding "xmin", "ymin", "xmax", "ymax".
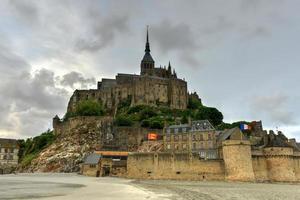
[{"xmin": 67, "ymin": 29, "xmax": 188, "ymax": 114}]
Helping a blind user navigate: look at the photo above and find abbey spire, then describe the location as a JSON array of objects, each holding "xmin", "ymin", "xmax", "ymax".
[
  {"xmin": 141, "ymin": 26, "xmax": 155, "ymax": 75},
  {"xmin": 145, "ymin": 26, "xmax": 150, "ymax": 53}
]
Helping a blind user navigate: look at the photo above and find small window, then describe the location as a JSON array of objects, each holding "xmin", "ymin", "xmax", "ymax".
[
  {"xmin": 192, "ymin": 134, "xmax": 196, "ymax": 141},
  {"xmin": 200, "ymin": 134, "xmax": 203, "ymax": 141},
  {"xmin": 166, "ymin": 136, "xmax": 171, "ymax": 142},
  {"xmin": 174, "ymin": 135, "xmax": 179, "ymax": 141},
  {"xmin": 208, "ymin": 133, "xmax": 212, "ymax": 140},
  {"xmin": 176, "ymin": 171, "xmax": 181, "ymax": 174},
  {"xmin": 193, "ymin": 143, "xmax": 196, "ymax": 150},
  {"xmin": 174, "ymin": 128, "xmax": 178, "ymax": 134}
]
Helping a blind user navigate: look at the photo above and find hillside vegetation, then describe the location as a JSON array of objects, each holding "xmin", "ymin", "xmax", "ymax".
[
  {"xmin": 115, "ymin": 95, "xmax": 224, "ymax": 129},
  {"xmin": 18, "ymin": 130, "xmax": 55, "ymax": 168}
]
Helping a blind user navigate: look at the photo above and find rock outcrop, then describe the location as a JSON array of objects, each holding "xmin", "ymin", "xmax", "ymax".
[{"xmin": 20, "ymin": 116, "xmax": 113, "ymax": 172}]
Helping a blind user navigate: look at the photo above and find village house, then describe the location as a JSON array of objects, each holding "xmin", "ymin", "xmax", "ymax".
[{"xmin": 0, "ymin": 138, "xmax": 19, "ymax": 174}]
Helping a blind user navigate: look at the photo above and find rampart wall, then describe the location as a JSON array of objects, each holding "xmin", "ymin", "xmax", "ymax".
[{"xmin": 127, "ymin": 152, "xmax": 225, "ymax": 181}]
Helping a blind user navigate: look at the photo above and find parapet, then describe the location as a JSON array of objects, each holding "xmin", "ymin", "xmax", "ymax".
[{"xmin": 263, "ymin": 147, "xmax": 294, "ymax": 156}]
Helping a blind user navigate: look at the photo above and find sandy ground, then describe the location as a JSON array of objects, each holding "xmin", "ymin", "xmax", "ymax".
[{"xmin": 1, "ymin": 174, "xmax": 300, "ymax": 200}]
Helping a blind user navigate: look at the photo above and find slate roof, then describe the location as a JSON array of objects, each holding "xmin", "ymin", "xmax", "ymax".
[
  {"xmin": 217, "ymin": 127, "xmax": 247, "ymax": 141},
  {"xmin": 83, "ymin": 153, "xmax": 101, "ymax": 164},
  {"xmin": 142, "ymin": 52, "xmax": 154, "ymax": 62},
  {"xmin": 191, "ymin": 120, "xmax": 215, "ymax": 131}
]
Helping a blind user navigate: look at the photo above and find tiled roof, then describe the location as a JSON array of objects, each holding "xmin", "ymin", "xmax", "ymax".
[
  {"xmin": 83, "ymin": 153, "xmax": 101, "ymax": 164},
  {"xmin": 0, "ymin": 138, "xmax": 19, "ymax": 148}
]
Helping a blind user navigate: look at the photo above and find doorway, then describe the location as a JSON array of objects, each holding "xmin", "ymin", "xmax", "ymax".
[{"xmin": 102, "ymin": 166, "xmax": 110, "ymax": 177}]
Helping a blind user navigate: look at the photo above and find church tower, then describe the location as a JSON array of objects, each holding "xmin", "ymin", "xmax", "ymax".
[{"xmin": 141, "ymin": 27, "xmax": 155, "ymax": 75}]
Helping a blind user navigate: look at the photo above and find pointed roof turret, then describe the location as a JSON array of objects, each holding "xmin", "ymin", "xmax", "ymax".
[
  {"xmin": 141, "ymin": 26, "xmax": 154, "ymax": 63},
  {"xmin": 167, "ymin": 61, "xmax": 172, "ymax": 73}
]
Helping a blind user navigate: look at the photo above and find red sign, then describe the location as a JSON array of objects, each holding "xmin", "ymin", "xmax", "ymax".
[{"xmin": 148, "ymin": 133, "xmax": 157, "ymax": 140}]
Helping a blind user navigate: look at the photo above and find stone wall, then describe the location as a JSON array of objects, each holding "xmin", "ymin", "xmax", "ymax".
[
  {"xmin": 115, "ymin": 127, "xmax": 163, "ymax": 151},
  {"xmin": 263, "ymin": 147, "xmax": 296, "ymax": 182},
  {"xmin": 252, "ymin": 148, "xmax": 300, "ymax": 182},
  {"xmin": 81, "ymin": 164, "xmax": 99, "ymax": 177},
  {"xmin": 252, "ymin": 155, "xmax": 269, "ymax": 182},
  {"xmin": 67, "ymin": 73, "xmax": 188, "ymax": 114},
  {"xmin": 222, "ymin": 140, "xmax": 255, "ymax": 181},
  {"xmin": 294, "ymin": 156, "xmax": 300, "ymax": 180},
  {"xmin": 127, "ymin": 152, "xmax": 225, "ymax": 181}
]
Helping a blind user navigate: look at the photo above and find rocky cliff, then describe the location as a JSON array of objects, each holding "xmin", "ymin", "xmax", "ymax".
[{"xmin": 19, "ymin": 116, "xmax": 113, "ymax": 172}]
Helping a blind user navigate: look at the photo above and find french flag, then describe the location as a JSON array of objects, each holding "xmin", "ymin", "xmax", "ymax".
[{"xmin": 240, "ymin": 124, "xmax": 251, "ymax": 131}]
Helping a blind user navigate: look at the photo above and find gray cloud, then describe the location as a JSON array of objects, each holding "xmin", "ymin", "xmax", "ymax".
[
  {"xmin": 151, "ymin": 20, "xmax": 199, "ymax": 66},
  {"xmin": 75, "ymin": 15, "xmax": 130, "ymax": 52},
  {"xmin": 8, "ymin": 0, "xmax": 40, "ymax": 25},
  {"xmin": 151, "ymin": 20, "xmax": 198, "ymax": 53},
  {"xmin": 60, "ymin": 71, "xmax": 95, "ymax": 89},
  {"xmin": 0, "ymin": 68, "xmax": 70, "ymax": 137},
  {"xmin": 250, "ymin": 94, "xmax": 295, "ymax": 125}
]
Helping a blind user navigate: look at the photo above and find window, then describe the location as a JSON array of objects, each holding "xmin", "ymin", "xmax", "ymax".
[
  {"xmin": 192, "ymin": 134, "xmax": 196, "ymax": 141},
  {"xmin": 167, "ymin": 144, "xmax": 171, "ymax": 150},
  {"xmin": 183, "ymin": 143, "xmax": 187, "ymax": 150},
  {"xmin": 200, "ymin": 151, "xmax": 206, "ymax": 159},
  {"xmin": 166, "ymin": 136, "xmax": 171, "ymax": 142},
  {"xmin": 199, "ymin": 142, "xmax": 203, "ymax": 149},
  {"xmin": 166, "ymin": 128, "xmax": 171, "ymax": 134},
  {"xmin": 174, "ymin": 128, "xmax": 178, "ymax": 134},
  {"xmin": 182, "ymin": 135, "xmax": 187, "ymax": 141},
  {"xmin": 174, "ymin": 135, "xmax": 179, "ymax": 141},
  {"xmin": 200, "ymin": 134, "xmax": 203, "ymax": 141},
  {"xmin": 175, "ymin": 144, "xmax": 179, "ymax": 150},
  {"xmin": 182, "ymin": 128, "xmax": 186, "ymax": 133},
  {"xmin": 193, "ymin": 143, "xmax": 196, "ymax": 150},
  {"xmin": 90, "ymin": 164, "xmax": 96, "ymax": 168},
  {"xmin": 208, "ymin": 133, "xmax": 212, "ymax": 140}
]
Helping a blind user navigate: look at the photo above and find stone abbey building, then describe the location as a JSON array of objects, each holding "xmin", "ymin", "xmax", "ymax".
[{"xmin": 67, "ymin": 29, "xmax": 188, "ymax": 114}]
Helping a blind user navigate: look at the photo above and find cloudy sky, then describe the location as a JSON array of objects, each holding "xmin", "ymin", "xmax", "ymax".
[{"xmin": 0, "ymin": 0, "xmax": 299, "ymax": 140}]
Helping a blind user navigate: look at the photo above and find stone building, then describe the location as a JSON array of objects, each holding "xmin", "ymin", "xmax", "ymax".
[
  {"xmin": 0, "ymin": 139, "xmax": 19, "ymax": 165},
  {"xmin": 81, "ymin": 151, "xmax": 128, "ymax": 177},
  {"xmin": 163, "ymin": 120, "xmax": 218, "ymax": 159},
  {"xmin": 67, "ymin": 28, "xmax": 188, "ymax": 114},
  {"xmin": 0, "ymin": 138, "xmax": 19, "ymax": 174}
]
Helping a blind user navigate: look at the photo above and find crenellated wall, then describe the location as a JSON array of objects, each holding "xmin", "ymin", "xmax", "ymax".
[
  {"xmin": 127, "ymin": 152, "xmax": 225, "ymax": 181},
  {"xmin": 252, "ymin": 155, "xmax": 269, "ymax": 182},
  {"xmin": 263, "ymin": 147, "xmax": 296, "ymax": 182},
  {"xmin": 127, "ymin": 143, "xmax": 300, "ymax": 182}
]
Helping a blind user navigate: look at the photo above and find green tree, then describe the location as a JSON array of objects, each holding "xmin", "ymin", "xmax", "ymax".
[
  {"xmin": 75, "ymin": 100, "xmax": 104, "ymax": 116},
  {"xmin": 195, "ymin": 106, "xmax": 223, "ymax": 126},
  {"xmin": 149, "ymin": 117, "xmax": 164, "ymax": 129},
  {"xmin": 115, "ymin": 115, "xmax": 133, "ymax": 126}
]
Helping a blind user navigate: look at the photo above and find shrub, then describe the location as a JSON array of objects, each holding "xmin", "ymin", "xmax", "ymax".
[
  {"xmin": 195, "ymin": 106, "xmax": 223, "ymax": 126},
  {"xmin": 149, "ymin": 117, "xmax": 164, "ymax": 129},
  {"xmin": 75, "ymin": 100, "xmax": 104, "ymax": 116},
  {"xmin": 115, "ymin": 115, "xmax": 133, "ymax": 126},
  {"xmin": 141, "ymin": 119, "xmax": 150, "ymax": 127}
]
